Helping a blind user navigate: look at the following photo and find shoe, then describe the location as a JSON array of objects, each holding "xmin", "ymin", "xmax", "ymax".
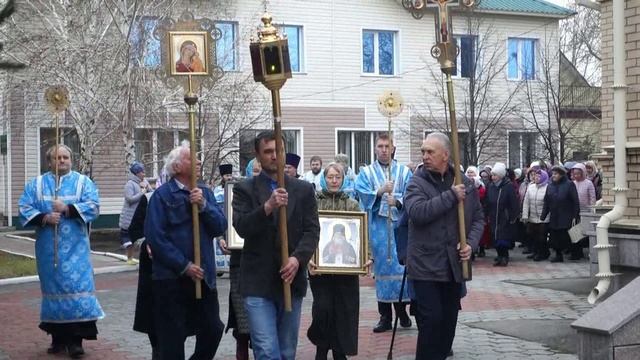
[
  {"xmin": 447, "ymin": 349, "xmax": 454, "ymax": 357},
  {"xmin": 400, "ymin": 316, "xmax": 412, "ymax": 328},
  {"xmin": 373, "ymin": 319, "xmax": 392, "ymax": 333},
  {"xmin": 47, "ymin": 343, "xmax": 66, "ymax": 354},
  {"xmin": 497, "ymin": 257, "xmax": 508, "ymax": 267},
  {"xmin": 493, "ymin": 256, "xmax": 501, "ymax": 266},
  {"xmin": 67, "ymin": 343, "xmax": 85, "ymax": 359},
  {"xmin": 523, "ymin": 248, "xmax": 533, "ymax": 255},
  {"xmin": 533, "ymin": 254, "xmax": 549, "ymax": 262},
  {"xmin": 550, "ymin": 255, "xmax": 564, "ymax": 263},
  {"xmin": 569, "ymin": 254, "xmax": 584, "ymax": 261},
  {"xmin": 526, "ymin": 253, "xmax": 535, "ymax": 259},
  {"xmin": 478, "ymin": 248, "xmax": 486, "ymax": 257}
]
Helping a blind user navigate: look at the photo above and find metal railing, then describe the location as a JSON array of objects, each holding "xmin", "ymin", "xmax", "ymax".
[{"xmin": 560, "ymin": 85, "xmax": 601, "ymax": 110}]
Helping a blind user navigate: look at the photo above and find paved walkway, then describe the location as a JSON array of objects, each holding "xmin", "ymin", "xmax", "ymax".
[{"xmin": 0, "ymin": 234, "xmax": 594, "ymax": 359}]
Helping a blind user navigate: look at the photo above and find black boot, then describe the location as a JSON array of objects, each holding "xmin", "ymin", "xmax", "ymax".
[
  {"xmin": 550, "ymin": 252, "xmax": 564, "ymax": 263},
  {"xmin": 315, "ymin": 345, "xmax": 329, "ymax": 360},
  {"xmin": 68, "ymin": 338, "xmax": 85, "ymax": 359},
  {"xmin": 373, "ymin": 317, "xmax": 392, "ymax": 333},
  {"xmin": 478, "ymin": 247, "xmax": 486, "ymax": 257},
  {"xmin": 47, "ymin": 334, "xmax": 66, "ymax": 354}
]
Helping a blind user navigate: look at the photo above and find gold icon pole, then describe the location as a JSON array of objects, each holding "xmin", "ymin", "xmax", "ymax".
[
  {"xmin": 377, "ymin": 91, "xmax": 404, "ymax": 263},
  {"xmin": 428, "ymin": 0, "xmax": 476, "ymax": 280},
  {"xmin": 45, "ymin": 86, "xmax": 69, "ymax": 269},
  {"xmin": 250, "ymin": 12, "xmax": 293, "ymax": 311},
  {"xmin": 185, "ymin": 75, "xmax": 202, "ymax": 299}
]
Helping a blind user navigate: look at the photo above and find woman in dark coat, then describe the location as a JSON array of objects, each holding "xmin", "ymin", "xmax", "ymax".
[
  {"xmin": 485, "ymin": 163, "xmax": 519, "ymax": 266},
  {"xmin": 541, "ymin": 165, "xmax": 580, "ymax": 262},
  {"xmin": 307, "ymin": 163, "xmax": 371, "ymax": 360}
]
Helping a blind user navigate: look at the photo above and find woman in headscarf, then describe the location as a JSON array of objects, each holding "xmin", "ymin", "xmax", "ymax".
[
  {"xmin": 585, "ymin": 160, "xmax": 603, "ymax": 201},
  {"xmin": 307, "ymin": 162, "xmax": 371, "ymax": 360},
  {"xmin": 541, "ymin": 166, "xmax": 580, "ymax": 262},
  {"xmin": 467, "ymin": 166, "xmax": 488, "ymax": 257},
  {"xmin": 485, "ymin": 163, "xmax": 519, "ymax": 266},
  {"xmin": 522, "ymin": 169, "xmax": 550, "ymax": 261}
]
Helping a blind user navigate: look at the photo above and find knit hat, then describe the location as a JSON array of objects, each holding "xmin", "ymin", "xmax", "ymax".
[
  {"xmin": 529, "ymin": 161, "xmax": 540, "ymax": 170},
  {"xmin": 286, "ymin": 153, "xmax": 301, "ymax": 168},
  {"xmin": 551, "ymin": 165, "xmax": 567, "ymax": 175},
  {"xmin": 218, "ymin": 164, "xmax": 232, "ymax": 176},
  {"xmin": 130, "ymin": 162, "xmax": 144, "ymax": 175},
  {"xmin": 514, "ymin": 168, "xmax": 522, "ymax": 178},
  {"xmin": 491, "ymin": 162, "xmax": 507, "ymax": 178},
  {"xmin": 466, "ymin": 166, "xmax": 479, "ymax": 178}
]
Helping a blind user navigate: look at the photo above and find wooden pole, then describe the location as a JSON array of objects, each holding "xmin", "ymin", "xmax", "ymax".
[
  {"xmin": 186, "ymin": 75, "xmax": 202, "ymax": 299},
  {"xmin": 271, "ymin": 88, "xmax": 292, "ymax": 312},
  {"xmin": 386, "ymin": 119, "xmax": 393, "ymax": 263},
  {"xmin": 445, "ymin": 73, "xmax": 471, "ymax": 280}
]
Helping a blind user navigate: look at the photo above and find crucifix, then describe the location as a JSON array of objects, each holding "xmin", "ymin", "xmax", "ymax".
[{"xmin": 428, "ymin": 0, "xmax": 476, "ymax": 280}]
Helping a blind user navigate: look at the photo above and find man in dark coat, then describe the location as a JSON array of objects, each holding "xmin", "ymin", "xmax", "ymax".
[
  {"xmin": 404, "ymin": 132, "xmax": 484, "ymax": 360},
  {"xmin": 232, "ymin": 130, "xmax": 320, "ymax": 360},
  {"xmin": 541, "ymin": 165, "xmax": 580, "ymax": 262}
]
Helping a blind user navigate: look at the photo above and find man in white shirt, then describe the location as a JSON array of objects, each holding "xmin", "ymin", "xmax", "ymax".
[{"xmin": 303, "ymin": 156, "xmax": 323, "ymax": 191}]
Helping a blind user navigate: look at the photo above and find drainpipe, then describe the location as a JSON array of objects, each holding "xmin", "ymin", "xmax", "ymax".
[{"xmin": 588, "ymin": 0, "xmax": 626, "ymax": 305}]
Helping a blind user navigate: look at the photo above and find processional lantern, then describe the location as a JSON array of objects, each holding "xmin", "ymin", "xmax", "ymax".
[{"xmin": 250, "ymin": 12, "xmax": 294, "ymax": 312}]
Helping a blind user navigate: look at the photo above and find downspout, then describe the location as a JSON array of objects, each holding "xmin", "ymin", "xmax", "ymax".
[{"xmin": 588, "ymin": 0, "xmax": 626, "ymax": 305}]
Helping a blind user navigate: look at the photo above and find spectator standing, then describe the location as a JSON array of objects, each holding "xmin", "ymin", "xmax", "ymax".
[
  {"xmin": 570, "ymin": 163, "xmax": 596, "ymax": 260},
  {"xmin": 541, "ymin": 166, "xmax": 580, "ymax": 263},
  {"xmin": 485, "ymin": 163, "xmax": 519, "ymax": 267},
  {"xmin": 522, "ymin": 170, "xmax": 550, "ymax": 261},
  {"xmin": 19, "ymin": 144, "xmax": 103, "ymax": 358},
  {"xmin": 585, "ymin": 160, "xmax": 603, "ymax": 201},
  {"xmin": 119, "ymin": 162, "xmax": 149, "ymax": 264}
]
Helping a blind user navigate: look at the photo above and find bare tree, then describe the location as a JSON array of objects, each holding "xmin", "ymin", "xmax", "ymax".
[
  {"xmin": 411, "ymin": 14, "xmax": 520, "ymax": 167},
  {"xmin": 560, "ymin": 1, "xmax": 600, "ymax": 85}
]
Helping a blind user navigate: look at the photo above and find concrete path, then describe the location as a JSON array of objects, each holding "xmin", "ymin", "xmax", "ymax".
[{"xmin": 0, "ymin": 243, "xmax": 594, "ymax": 360}]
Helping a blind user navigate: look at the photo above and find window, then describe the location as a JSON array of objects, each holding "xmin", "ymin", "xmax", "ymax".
[
  {"xmin": 508, "ymin": 132, "xmax": 537, "ymax": 169},
  {"xmin": 215, "ymin": 21, "xmax": 238, "ymax": 71},
  {"xmin": 130, "ymin": 16, "xmax": 161, "ymax": 68},
  {"xmin": 337, "ymin": 130, "xmax": 388, "ymax": 173},
  {"xmin": 280, "ymin": 25, "xmax": 304, "ymax": 72},
  {"xmin": 508, "ymin": 38, "xmax": 536, "ymax": 80},
  {"xmin": 239, "ymin": 129, "xmax": 300, "ymax": 174},
  {"xmin": 134, "ymin": 129, "xmax": 189, "ymax": 177},
  {"xmin": 39, "ymin": 127, "xmax": 81, "ymax": 174},
  {"xmin": 453, "ymin": 35, "xmax": 476, "ymax": 78},
  {"xmin": 424, "ymin": 131, "xmax": 471, "ymax": 168},
  {"xmin": 362, "ymin": 30, "xmax": 397, "ymax": 75}
]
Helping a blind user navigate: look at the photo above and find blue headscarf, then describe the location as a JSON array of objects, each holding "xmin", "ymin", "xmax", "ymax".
[
  {"xmin": 245, "ymin": 159, "xmax": 256, "ymax": 178},
  {"xmin": 130, "ymin": 162, "xmax": 144, "ymax": 175},
  {"xmin": 319, "ymin": 163, "xmax": 348, "ymax": 193}
]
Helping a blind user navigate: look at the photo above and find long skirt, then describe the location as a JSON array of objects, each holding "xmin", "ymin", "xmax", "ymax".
[
  {"xmin": 307, "ymin": 274, "xmax": 359, "ymax": 356},
  {"xmin": 226, "ymin": 264, "xmax": 250, "ymax": 335}
]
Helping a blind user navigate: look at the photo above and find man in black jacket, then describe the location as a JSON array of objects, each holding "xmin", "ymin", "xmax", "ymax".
[
  {"xmin": 232, "ymin": 130, "xmax": 320, "ymax": 360},
  {"xmin": 404, "ymin": 132, "xmax": 484, "ymax": 360}
]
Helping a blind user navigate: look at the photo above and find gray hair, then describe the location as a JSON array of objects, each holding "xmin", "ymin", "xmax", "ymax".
[
  {"xmin": 323, "ymin": 162, "xmax": 345, "ymax": 179},
  {"xmin": 163, "ymin": 140, "xmax": 190, "ymax": 178},
  {"xmin": 46, "ymin": 144, "xmax": 73, "ymax": 163},
  {"xmin": 334, "ymin": 153, "xmax": 349, "ymax": 165},
  {"xmin": 425, "ymin": 132, "xmax": 452, "ymax": 154}
]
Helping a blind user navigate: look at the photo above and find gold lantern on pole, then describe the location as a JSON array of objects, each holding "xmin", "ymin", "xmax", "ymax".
[{"xmin": 250, "ymin": 12, "xmax": 294, "ymax": 312}]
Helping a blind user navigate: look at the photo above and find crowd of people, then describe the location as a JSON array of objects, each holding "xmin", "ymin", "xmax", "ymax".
[{"xmin": 17, "ymin": 132, "xmax": 603, "ymax": 360}]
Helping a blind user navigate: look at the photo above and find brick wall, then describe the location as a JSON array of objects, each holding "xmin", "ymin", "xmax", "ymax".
[{"xmin": 597, "ymin": 1, "xmax": 640, "ymax": 219}]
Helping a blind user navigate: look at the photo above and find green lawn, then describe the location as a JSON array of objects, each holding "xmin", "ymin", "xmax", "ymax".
[{"xmin": 0, "ymin": 251, "xmax": 37, "ymax": 279}]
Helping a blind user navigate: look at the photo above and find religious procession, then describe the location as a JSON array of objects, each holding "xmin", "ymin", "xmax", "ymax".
[{"xmin": 1, "ymin": 0, "xmax": 628, "ymax": 360}]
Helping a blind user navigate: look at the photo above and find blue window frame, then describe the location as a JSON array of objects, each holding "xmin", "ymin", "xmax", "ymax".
[
  {"xmin": 508, "ymin": 38, "xmax": 536, "ymax": 80},
  {"xmin": 215, "ymin": 21, "xmax": 237, "ymax": 71},
  {"xmin": 281, "ymin": 25, "xmax": 303, "ymax": 72},
  {"xmin": 453, "ymin": 35, "xmax": 476, "ymax": 78},
  {"xmin": 130, "ymin": 17, "xmax": 161, "ymax": 68},
  {"xmin": 362, "ymin": 30, "xmax": 397, "ymax": 75}
]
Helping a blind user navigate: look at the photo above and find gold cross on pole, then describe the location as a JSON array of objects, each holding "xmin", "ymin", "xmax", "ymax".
[{"xmin": 427, "ymin": 0, "xmax": 476, "ymax": 280}]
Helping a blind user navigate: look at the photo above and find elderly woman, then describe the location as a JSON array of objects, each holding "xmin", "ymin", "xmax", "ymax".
[
  {"xmin": 307, "ymin": 163, "xmax": 370, "ymax": 360},
  {"xmin": 522, "ymin": 169, "xmax": 550, "ymax": 261},
  {"xmin": 541, "ymin": 166, "xmax": 580, "ymax": 263},
  {"xmin": 585, "ymin": 160, "xmax": 603, "ymax": 200},
  {"xmin": 485, "ymin": 162, "xmax": 519, "ymax": 266}
]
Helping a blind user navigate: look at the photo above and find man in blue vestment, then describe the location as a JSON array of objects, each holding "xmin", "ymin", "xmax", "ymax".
[
  {"xmin": 145, "ymin": 142, "xmax": 227, "ymax": 360},
  {"xmin": 355, "ymin": 133, "xmax": 413, "ymax": 333},
  {"xmin": 19, "ymin": 144, "xmax": 103, "ymax": 358}
]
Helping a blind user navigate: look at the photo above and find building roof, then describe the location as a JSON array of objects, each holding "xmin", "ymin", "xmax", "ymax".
[{"xmin": 476, "ymin": 0, "xmax": 575, "ymax": 18}]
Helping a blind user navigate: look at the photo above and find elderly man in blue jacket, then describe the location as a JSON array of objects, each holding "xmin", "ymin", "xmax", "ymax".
[
  {"xmin": 404, "ymin": 132, "xmax": 484, "ymax": 360},
  {"xmin": 145, "ymin": 142, "xmax": 227, "ymax": 360}
]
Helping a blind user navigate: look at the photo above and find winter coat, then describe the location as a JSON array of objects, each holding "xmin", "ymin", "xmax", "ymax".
[
  {"xmin": 485, "ymin": 177, "xmax": 519, "ymax": 243},
  {"xmin": 541, "ymin": 176, "xmax": 580, "ymax": 230},
  {"xmin": 119, "ymin": 173, "xmax": 147, "ymax": 229},
  {"xmin": 404, "ymin": 165, "xmax": 484, "ymax": 283},
  {"xmin": 522, "ymin": 183, "xmax": 549, "ymax": 224}
]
